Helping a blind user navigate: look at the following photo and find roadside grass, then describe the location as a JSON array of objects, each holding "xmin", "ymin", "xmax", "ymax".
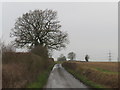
[
  {"xmin": 27, "ymin": 64, "xmax": 54, "ymax": 88},
  {"xmin": 62, "ymin": 61, "xmax": 118, "ymax": 88},
  {"xmin": 95, "ymin": 68, "xmax": 118, "ymax": 74},
  {"xmin": 65, "ymin": 68, "xmax": 106, "ymax": 88}
]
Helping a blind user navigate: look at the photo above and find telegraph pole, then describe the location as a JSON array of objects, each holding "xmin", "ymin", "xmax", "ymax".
[{"xmin": 108, "ymin": 51, "xmax": 112, "ymax": 62}]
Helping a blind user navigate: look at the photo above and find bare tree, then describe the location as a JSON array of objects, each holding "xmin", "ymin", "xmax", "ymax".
[
  {"xmin": 10, "ymin": 9, "xmax": 69, "ymax": 51},
  {"xmin": 68, "ymin": 52, "xmax": 76, "ymax": 60}
]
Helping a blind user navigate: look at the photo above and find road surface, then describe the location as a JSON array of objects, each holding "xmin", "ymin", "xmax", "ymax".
[{"xmin": 46, "ymin": 64, "xmax": 89, "ymax": 89}]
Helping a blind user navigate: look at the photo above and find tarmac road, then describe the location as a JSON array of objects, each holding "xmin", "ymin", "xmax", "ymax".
[{"xmin": 46, "ymin": 64, "xmax": 89, "ymax": 89}]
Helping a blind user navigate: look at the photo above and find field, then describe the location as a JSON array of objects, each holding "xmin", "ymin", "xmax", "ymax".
[
  {"xmin": 62, "ymin": 61, "xmax": 119, "ymax": 88},
  {"xmin": 2, "ymin": 52, "xmax": 54, "ymax": 88}
]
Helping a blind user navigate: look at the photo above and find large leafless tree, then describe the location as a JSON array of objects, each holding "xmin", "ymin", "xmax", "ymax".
[{"xmin": 11, "ymin": 9, "xmax": 69, "ymax": 51}]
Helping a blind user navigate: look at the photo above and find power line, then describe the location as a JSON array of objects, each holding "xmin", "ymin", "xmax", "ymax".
[{"xmin": 108, "ymin": 51, "xmax": 112, "ymax": 62}]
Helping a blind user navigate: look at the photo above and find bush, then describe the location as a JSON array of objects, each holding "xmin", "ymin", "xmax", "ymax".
[
  {"xmin": 30, "ymin": 45, "xmax": 48, "ymax": 60},
  {"xmin": 2, "ymin": 51, "xmax": 52, "ymax": 88}
]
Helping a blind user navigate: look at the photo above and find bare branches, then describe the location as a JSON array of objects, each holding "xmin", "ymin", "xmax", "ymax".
[{"xmin": 11, "ymin": 9, "xmax": 69, "ymax": 51}]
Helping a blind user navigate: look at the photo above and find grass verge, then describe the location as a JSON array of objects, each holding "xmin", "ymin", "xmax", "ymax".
[
  {"xmin": 65, "ymin": 67, "xmax": 106, "ymax": 88},
  {"xmin": 62, "ymin": 61, "xmax": 118, "ymax": 88},
  {"xmin": 27, "ymin": 64, "xmax": 54, "ymax": 88},
  {"xmin": 95, "ymin": 68, "xmax": 118, "ymax": 74}
]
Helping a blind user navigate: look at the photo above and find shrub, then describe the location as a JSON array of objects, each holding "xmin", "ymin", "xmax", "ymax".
[
  {"xmin": 30, "ymin": 45, "xmax": 48, "ymax": 60},
  {"xmin": 2, "ymin": 51, "xmax": 51, "ymax": 88}
]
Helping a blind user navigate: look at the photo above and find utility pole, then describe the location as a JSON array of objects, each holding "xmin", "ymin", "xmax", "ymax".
[{"xmin": 108, "ymin": 51, "xmax": 112, "ymax": 62}]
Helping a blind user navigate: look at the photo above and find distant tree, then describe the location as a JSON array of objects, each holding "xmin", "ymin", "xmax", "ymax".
[
  {"xmin": 85, "ymin": 54, "xmax": 89, "ymax": 62},
  {"xmin": 10, "ymin": 9, "xmax": 69, "ymax": 52},
  {"xmin": 68, "ymin": 52, "xmax": 76, "ymax": 60},
  {"xmin": 57, "ymin": 54, "xmax": 66, "ymax": 61}
]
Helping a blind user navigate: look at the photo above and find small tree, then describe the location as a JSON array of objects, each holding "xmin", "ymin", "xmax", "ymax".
[
  {"xmin": 57, "ymin": 54, "xmax": 66, "ymax": 61},
  {"xmin": 85, "ymin": 54, "xmax": 89, "ymax": 62},
  {"xmin": 68, "ymin": 52, "xmax": 76, "ymax": 60}
]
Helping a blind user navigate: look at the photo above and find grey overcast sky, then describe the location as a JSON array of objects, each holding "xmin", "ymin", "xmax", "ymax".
[{"xmin": 1, "ymin": 2, "xmax": 118, "ymax": 61}]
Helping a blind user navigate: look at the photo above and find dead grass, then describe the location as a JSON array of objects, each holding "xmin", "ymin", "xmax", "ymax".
[
  {"xmin": 2, "ymin": 52, "xmax": 53, "ymax": 88},
  {"xmin": 63, "ymin": 61, "xmax": 119, "ymax": 88},
  {"xmin": 78, "ymin": 62, "xmax": 118, "ymax": 72}
]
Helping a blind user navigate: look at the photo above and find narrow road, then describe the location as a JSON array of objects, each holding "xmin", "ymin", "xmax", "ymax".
[{"xmin": 46, "ymin": 64, "xmax": 89, "ymax": 89}]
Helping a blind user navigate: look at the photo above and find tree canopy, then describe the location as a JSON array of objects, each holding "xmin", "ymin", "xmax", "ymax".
[{"xmin": 11, "ymin": 9, "xmax": 69, "ymax": 51}]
